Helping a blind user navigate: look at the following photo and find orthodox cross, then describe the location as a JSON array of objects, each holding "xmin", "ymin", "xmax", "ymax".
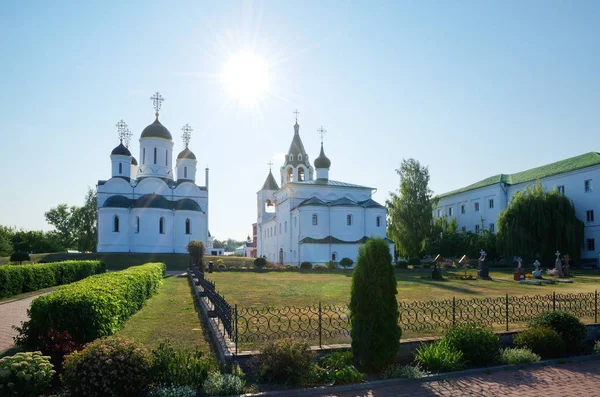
[
  {"xmin": 150, "ymin": 91, "xmax": 164, "ymax": 116},
  {"xmin": 317, "ymin": 126, "xmax": 327, "ymax": 144},
  {"xmin": 115, "ymin": 119, "xmax": 128, "ymax": 143},
  {"xmin": 267, "ymin": 161, "xmax": 273, "ymax": 171},
  {"xmin": 181, "ymin": 124, "xmax": 193, "ymax": 148},
  {"xmin": 123, "ymin": 128, "xmax": 132, "ymax": 148},
  {"xmin": 555, "ymin": 251, "xmax": 561, "ymax": 260},
  {"xmin": 293, "ymin": 109, "xmax": 299, "ymax": 123},
  {"xmin": 479, "ymin": 250, "xmax": 487, "ymax": 260}
]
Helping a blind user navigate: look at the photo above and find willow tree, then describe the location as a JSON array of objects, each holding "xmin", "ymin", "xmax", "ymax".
[{"xmin": 497, "ymin": 181, "xmax": 584, "ymax": 265}]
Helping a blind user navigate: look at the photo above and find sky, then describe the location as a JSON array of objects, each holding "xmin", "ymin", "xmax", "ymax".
[{"xmin": 1, "ymin": 1, "xmax": 599, "ymax": 241}]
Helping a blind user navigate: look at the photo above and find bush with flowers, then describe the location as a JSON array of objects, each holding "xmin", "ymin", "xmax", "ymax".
[
  {"xmin": 37, "ymin": 329, "xmax": 82, "ymax": 372},
  {"xmin": 0, "ymin": 351, "xmax": 55, "ymax": 397},
  {"xmin": 61, "ymin": 336, "xmax": 152, "ymax": 397}
]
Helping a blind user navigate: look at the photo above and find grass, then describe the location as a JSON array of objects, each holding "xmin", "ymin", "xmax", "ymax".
[
  {"xmin": 0, "ymin": 252, "xmax": 254, "ymax": 271},
  {"xmin": 118, "ymin": 275, "xmax": 213, "ymax": 356},
  {"xmin": 207, "ymin": 268, "xmax": 600, "ymax": 307}
]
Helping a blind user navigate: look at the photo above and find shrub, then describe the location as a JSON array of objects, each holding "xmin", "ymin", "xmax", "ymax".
[
  {"xmin": 0, "ymin": 351, "xmax": 55, "ymax": 397},
  {"xmin": 284, "ymin": 264, "xmax": 296, "ymax": 271},
  {"xmin": 37, "ymin": 329, "xmax": 81, "ymax": 372},
  {"xmin": 350, "ymin": 238, "xmax": 401, "ymax": 371},
  {"xmin": 187, "ymin": 240, "xmax": 205, "ymax": 271},
  {"xmin": 149, "ymin": 385, "xmax": 197, "ymax": 397},
  {"xmin": 500, "ymin": 348, "xmax": 541, "ymax": 364},
  {"xmin": 528, "ymin": 311, "xmax": 587, "ymax": 353},
  {"xmin": 382, "ymin": 364, "xmax": 425, "ymax": 379},
  {"xmin": 395, "ymin": 260, "xmax": 408, "ymax": 269},
  {"xmin": 313, "ymin": 264, "xmax": 327, "ymax": 271},
  {"xmin": 443, "ymin": 324, "xmax": 500, "ymax": 366},
  {"xmin": 255, "ymin": 339, "xmax": 315, "ymax": 385},
  {"xmin": 202, "ymin": 372, "xmax": 245, "ymax": 396},
  {"xmin": 150, "ymin": 340, "xmax": 215, "ymax": 390},
  {"xmin": 61, "ymin": 336, "xmax": 151, "ymax": 397},
  {"xmin": 319, "ymin": 350, "xmax": 353, "ymax": 369},
  {"xmin": 254, "ymin": 257, "xmax": 267, "ymax": 268},
  {"xmin": 300, "ymin": 261, "xmax": 312, "ymax": 269},
  {"xmin": 326, "ymin": 260, "xmax": 338, "ymax": 270},
  {"xmin": 408, "ymin": 257, "xmax": 421, "ymax": 267},
  {"xmin": 414, "ymin": 340, "xmax": 465, "ymax": 373},
  {"xmin": 216, "ymin": 263, "xmax": 226, "ymax": 269},
  {"xmin": 513, "ymin": 326, "xmax": 566, "ymax": 358},
  {"xmin": 16, "ymin": 263, "xmax": 165, "ymax": 347},
  {"xmin": 9, "ymin": 252, "xmax": 30, "ymax": 264},
  {"xmin": 339, "ymin": 258, "xmax": 354, "ymax": 268},
  {"xmin": 316, "ymin": 350, "xmax": 364, "ymax": 385},
  {"xmin": 594, "ymin": 340, "xmax": 600, "ymax": 354},
  {"xmin": 0, "ymin": 260, "xmax": 105, "ymax": 299}
]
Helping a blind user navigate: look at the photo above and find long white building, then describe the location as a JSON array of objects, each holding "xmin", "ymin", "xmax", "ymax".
[
  {"xmin": 436, "ymin": 152, "xmax": 600, "ymax": 260},
  {"xmin": 96, "ymin": 93, "xmax": 209, "ymax": 253},
  {"xmin": 256, "ymin": 118, "xmax": 393, "ymax": 265}
]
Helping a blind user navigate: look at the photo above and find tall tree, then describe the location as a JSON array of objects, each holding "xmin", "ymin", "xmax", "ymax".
[
  {"xmin": 497, "ymin": 181, "xmax": 584, "ymax": 264},
  {"xmin": 45, "ymin": 204, "xmax": 77, "ymax": 249},
  {"xmin": 0, "ymin": 226, "xmax": 14, "ymax": 257},
  {"xmin": 72, "ymin": 188, "xmax": 97, "ymax": 252},
  {"xmin": 386, "ymin": 158, "xmax": 436, "ymax": 258}
]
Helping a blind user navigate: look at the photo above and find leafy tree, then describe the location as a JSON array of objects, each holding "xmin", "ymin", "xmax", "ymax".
[
  {"xmin": 497, "ymin": 181, "xmax": 584, "ymax": 265},
  {"xmin": 10, "ymin": 252, "xmax": 30, "ymax": 264},
  {"xmin": 12, "ymin": 230, "xmax": 64, "ymax": 253},
  {"xmin": 350, "ymin": 237, "xmax": 401, "ymax": 371},
  {"xmin": 0, "ymin": 225, "xmax": 14, "ymax": 257},
  {"xmin": 212, "ymin": 239, "xmax": 225, "ymax": 249},
  {"xmin": 386, "ymin": 159, "xmax": 436, "ymax": 258},
  {"xmin": 45, "ymin": 204, "xmax": 78, "ymax": 249},
  {"xmin": 187, "ymin": 240, "xmax": 206, "ymax": 270},
  {"xmin": 71, "ymin": 188, "xmax": 97, "ymax": 252}
]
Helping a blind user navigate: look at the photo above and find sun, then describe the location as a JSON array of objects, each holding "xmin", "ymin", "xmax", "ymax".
[{"xmin": 221, "ymin": 51, "xmax": 270, "ymax": 105}]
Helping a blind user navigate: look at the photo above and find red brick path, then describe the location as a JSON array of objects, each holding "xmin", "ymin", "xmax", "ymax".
[{"xmin": 0, "ymin": 292, "xmax": 51, "ymax": 353}]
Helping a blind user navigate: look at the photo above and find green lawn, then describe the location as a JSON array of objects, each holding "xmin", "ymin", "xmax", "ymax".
[
  {"xmin": 118, "ymin": 275, "xmax": 213, "ymax": 355},
  {"xmin": 207, "ymin": 269, "xmax": 600, "ymax": 307}
]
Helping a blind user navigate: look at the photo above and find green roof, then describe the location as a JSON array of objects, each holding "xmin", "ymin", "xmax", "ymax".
[{"xmin": 438, "ymin": 152, "xmax": 600, "ymax": 198}]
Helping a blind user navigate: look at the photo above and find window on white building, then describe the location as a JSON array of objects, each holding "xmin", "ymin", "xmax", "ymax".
[
  {"xmin": 113, "ymin": 216, "xmax": 119, "ymax": 232},
  {"xmin": 159, "ymin": 217, "xmax": 165, "ymax": 234},
  {"xmin": 289, "ymin": 154, "xmax": 294, "ymax": 161},
  {"xmin": 185, "ymin": 218, "xmax": 191, "ymax": 234},
  {"xmin": 294, "ymin": 217, "xmax": 297, "ymax": 228},
  {"xmin": 118, "ymin": 163, "xmax": 122, "ymax": 174},
  {"xmin": 557, "ymin": 185, "xmax": 565, "ymax": 194},
  {"xmin": 347, "ymin": 214, "xmax": 353, "ymax": 226},
  {"xmin": 135, "ymin": 216, "xmax": 140, "ymax": 234},
  {"xmin": 184, "ymin": 167, "xmax": 187, "ymax": 179},
  {"xmin": 461, "ymin": 226, "xmax": 466, "ymax": 232},
  {"xmin": 285, "ymin": 221, "xmax": 287, "ymax": 233},
  {"xmin": 489, "ymin": 223, "xmax": 495, "ymax": 233},
  {"xmin": 165, "ymin": 149, "xmax": 168, "ymax": 166},
  {"xmin": 437, "ymin": 209, "xmax": 441, "ymax": 217},
  {"xmin": 489, "ymin": 199, "xmax": 494, "ymax": 209},
  {"xmin": 461, "ymin": 205, "xmax": 465, "ymax": 214},
  {"xmin": 587, "ymin": 238, "xmax": 595, "ymax": 251},
  {"xmin": 298, "ymin": 154, "xmax": 302, "ymax": 161},
  {"xmin": 376, "ymin": 216, "xmax": 381, "ymax": 227},
  {"xmin": 475, "ymin": 224, "xmax": 480, "ymax": 233},
  {"xmin": 448, "ymin": 207, "xmax": 453, "ymax": 216},
  {"xmin": 298, "ymin": 167, "xmax": 305, "ymax": 181},
  {"xmin": 585, "ymin": 180, "xmax": 593, "ymax": 192},
  {"xmin": 279, "ymin": 223, "xmax": 282, "ymax": 234},
  {"xmin": 474, "ymin": 202, "xmax": 480, "ymax": 212},
  {"xmin": 587, "ymin": 210, "xmax": 594, "ymax": 223},
  {"xmin": 312, "ymin": 214, "xmax": 318, "ymax": 225},
  {"xmin": 143, "ymin": 148, "xmax": 146, "ymax": 164},
  {"xmin": 154, "ymin": 147, "xmax": 157, "ymax": 165}
]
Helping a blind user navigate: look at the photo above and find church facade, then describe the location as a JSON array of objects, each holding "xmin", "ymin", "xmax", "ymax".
[
  {"xmin": 96, "ymin": 92, "xmax": 209, "ymax": 253},
  {"xmin": 256, "ymin": 118, "xmax": 394, "ymax": 265}
]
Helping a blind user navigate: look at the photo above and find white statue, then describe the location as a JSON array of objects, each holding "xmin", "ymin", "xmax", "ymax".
[
  {"xmin": 555, "ymin": 251, "xmax": 563, "ymax": 277},
  {"xmin": 533, "ymin": 260, "xmax": 542, "ymax": 279},
  {"xmin": 517, "ymin": 257, "xmax": 523, "ymax": 269}
]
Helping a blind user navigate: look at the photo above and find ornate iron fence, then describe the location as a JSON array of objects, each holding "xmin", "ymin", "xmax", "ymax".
[{"xmin": 190, "ymin": 266, "xmax": 233, "ymax": 338}]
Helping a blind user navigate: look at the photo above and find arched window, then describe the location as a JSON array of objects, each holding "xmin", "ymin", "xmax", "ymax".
[
  {"xmin": 143, "ymin": 148, "xmax": 146, "ymax": 164},
  {"xmin": 347, "ymin": 214, "xmax": 353, "ymax": 226},
  {"xmin": 376, "ymin": 216, "xmax": 381, "ymax": 227},
  {"xmin": 332, "ymin": 253, "xmax": 337, "ymax": 261},
  {"xmin": 135, "ymin": 216, "xmax": 140, "ymax": 233},
  {"xmin": 312, "ymin": 214, "xmax": 318, "ymax": 225},
  {"xmin": 113, "ymin": 216, "xmax": 119, "ymax": 232},
  {"xmin": 165, "ymin": 149, "xmax": 168, "ymax": 166},
  {"xmin": 154, "ymin": 147, "xmax": 157, "ymax": 164},
  {"xmin": 185, "ymin": 218, "xmax": 191, "ymax": 235},
  {"xmin": 279, "ymin": 223, "xmax": 282, "ymax": 234},
  {"xmin": 284, "ymin": 221, "xmax": 287, "ymax": 233},
  {"xmin": 298, "ymin": 167, "xmax": 305, "ymax": 181},
  {"xmin": 184, "ymin": 166, "xmax": 188, "ymax": 179},
  {"xmin": 298, "ymin": 154, "xmax": 302, "ymax": 161},
  {"xmin": 289, "ymin": 154, "xmax": 294, "ymax": 161},
  {"xmin": 118, "ymin": 163, "xmax": 122, "ymax": 174},
  {"xmin": 287, "ymin": 168, "xmax": 293, "ymax": 183},
  {"xmin": 159, "ymin": 217, "xmax": 165, "ymax": 234}
]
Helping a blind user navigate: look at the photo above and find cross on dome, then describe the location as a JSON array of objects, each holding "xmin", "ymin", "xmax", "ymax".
[
  {"xmin": 181, "ymin": 124, "xmax": 193, "ymax": 148},
  {"xmin": 115, "ymin": 119, "xmax": 128, "ymax": 143},
  {"xmin": 267, "ymin": 160, "xmax": 274, "ymax": 171},
  {"xmin": 317, "ymin": 126, "xmax": 327, "ymax": 144},
  {"xmin": 150, "ymin": 91, "xmax": 164, "ymax": 117},
  {"xmin": 123, "ymin": 127, "xmax": 132, "ymax": 148},
  {"xmin": 293, "ymin": 109, "xmax": 300, "ymax": 123}
]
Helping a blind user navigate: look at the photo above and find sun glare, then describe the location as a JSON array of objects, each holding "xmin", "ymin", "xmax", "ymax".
[{"xmin": 221, "ymin": 51, "xmax": 270, "ymax": 105}]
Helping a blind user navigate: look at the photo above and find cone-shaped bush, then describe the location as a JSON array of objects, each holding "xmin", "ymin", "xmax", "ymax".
[{"xmin": 350, "ymin": 237, "xmax": 401, "ymax": 371}]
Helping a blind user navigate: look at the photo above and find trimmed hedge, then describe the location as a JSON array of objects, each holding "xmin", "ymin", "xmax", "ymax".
[
  {"xmin": 16, "ymin": 263, "xmax": 165, "ymax": 348},
  {"xmin": 0, "ymin": 260, "xmax": 106, "ymax": 299}
]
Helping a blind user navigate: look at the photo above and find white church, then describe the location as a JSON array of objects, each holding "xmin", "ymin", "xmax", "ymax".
[
  {"xmin": 96, "ymin": 92, "xmax": 209, "ymax": 253},
  {"xmin": 256, "ymin": 117, "xmax": 394, "ymax": 265}
]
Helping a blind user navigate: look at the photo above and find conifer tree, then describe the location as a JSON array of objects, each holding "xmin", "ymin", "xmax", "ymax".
[{"xmin": 349, "ymin": 237, "xmax": 401, "ymax": 371}]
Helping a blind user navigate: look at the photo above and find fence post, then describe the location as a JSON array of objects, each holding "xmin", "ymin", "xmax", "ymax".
[
  {"xmin": 318, "ymin": 301, "xmax": 322, "ymax": 349},
  {"xmin": 452, "ymin": 296, "xmax": 456, "ymax": 327},
  {"xmin": 505, "ymin": 294, "xmax": 509, "ymax": 332},
  {"xmin": 595, "ymin": 290, "xmax": 598, "ymax": 324},
  {"xmin": 235, "ymin": 304, "xmax": 238, "ymax": 355},
  {"xmin": 553, "ymin": 291, "xmax": 556, "ymax": 311}
]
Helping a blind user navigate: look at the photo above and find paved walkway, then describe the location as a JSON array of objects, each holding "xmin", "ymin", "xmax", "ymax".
[
  {"xmin": 0, "ymin": 292, "xmax": 51, "ymax": 353},
  {"xmin": 318, "ymin": 359, "xmax": 600, "ymax": 397}
]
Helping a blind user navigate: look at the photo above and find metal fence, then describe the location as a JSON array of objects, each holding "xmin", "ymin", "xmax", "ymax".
[{"xmin": 192, "ymin": 270, "xmax": 599, "ymax": 354}]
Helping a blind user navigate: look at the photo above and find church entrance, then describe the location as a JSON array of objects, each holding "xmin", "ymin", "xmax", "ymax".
[{"xmin": 279, "ymin": 248, "xmax": 284, "ymax": 265}]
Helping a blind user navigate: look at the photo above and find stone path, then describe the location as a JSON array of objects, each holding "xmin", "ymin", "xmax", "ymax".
[
  {"xmin": 316, "ymin": 359, "xmax": 600, "ymax": 396},
  {"xmin": 0, "ymin": 292, "xmax": 51, "ymax": 353}
]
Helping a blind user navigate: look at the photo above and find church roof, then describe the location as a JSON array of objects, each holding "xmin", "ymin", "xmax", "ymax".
[
  {"xmin": 177, "ymin": 147, "xmax": 196, "ymax": 160},
  {"xmin": 102, "ymin": 194, "xmax": 203, "ymax": 212},
  {"xmin": 283, "ymin": 122, "xmax": 311, "ymax": 167},
  {"xmin": 289, "ymin": 179, "xmax": 372, "ymax": 189},
  {"xmin": 141, "ymin": 118, "xmax": 173, "ymax": 140},
  {"xmin": 299, "ymin": 236, "xmax": 394, "ymax": 244},
  {"xmin": 261, "ymin": 170, "xmax": 279, "ymax": 191},
  {"xmin": 438, "ymin": 152, "xmax": 600, "ymax": 198},
  {"xmin": 111, "ymin": 143, "xmax": 131, "ymax": 156},
  {"xmin": 131, "ymin": 157, "xmax": 138, "ymax": 166},
  {"xmin": 295, "ymin": 196, "xmax": 384, "ymax": 209},
  {"xmin": 358, "ymin": 198, "xmax": 385, "ymax": 208},
  {"xmin": 329, "ymin": 197, "xmax": 356, "ymax": 206},
  {"xmin": 314, "ymin": 143, "xmax": 331, "ymax": 169}
]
